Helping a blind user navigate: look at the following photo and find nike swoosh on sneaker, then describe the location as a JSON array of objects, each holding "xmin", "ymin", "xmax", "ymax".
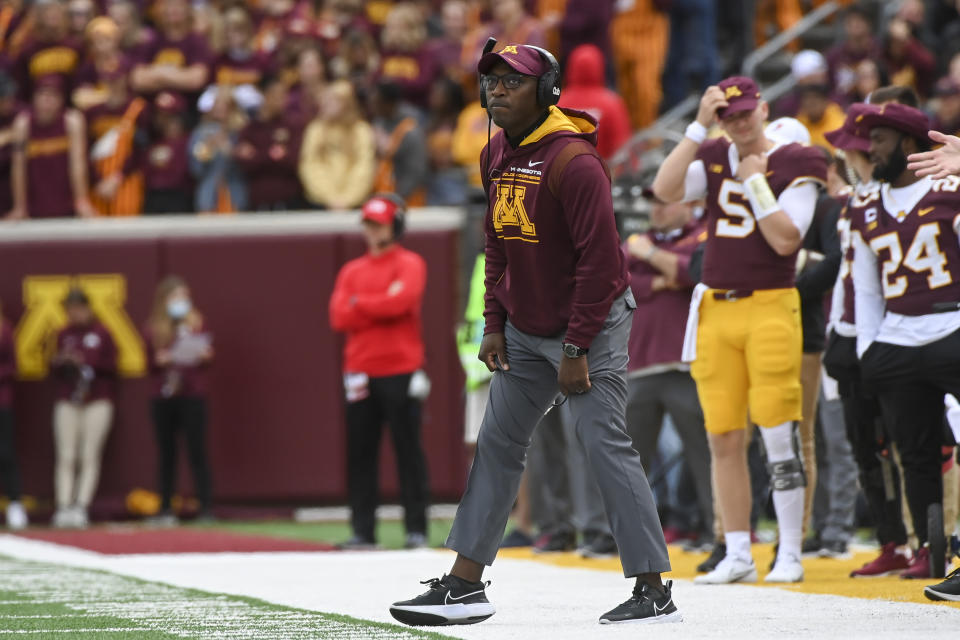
[
  {"xmin": 654, "ymin": 599, "xmax": 672, "ymax": 615},
  {"xmin": 528, "ymin": 160, "xmax": 544, "ymax": 167},
  {"xmin": 444, "ymin": 589, "xmax": 485, "ymax": 604}
]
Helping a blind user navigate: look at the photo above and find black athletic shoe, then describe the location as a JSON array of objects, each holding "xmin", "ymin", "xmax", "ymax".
[
  {"xmin": 533, "ymin": 529, "xmax": 576, "ymax": 553},
  {"xmin": 801, "ymin": 533, "xmax": 823, "ymax": 557},
  {"xmin": 924, "ymin": 566, "xmax": 960, "ymax": 602},
  {"xmin": 697, "ymin": 542, "xmax": 726, "ymax": 573},
  {"xmin": 599, "ymin": 580, "xmax": 682, "ymax": 625},
  {"xmin": 499, "ymin": 528, "xmax": 534, "ymax": 548},
  {"xmin": 580, "ymin": 533, "xmax": 618, "ymax": 558},
  {"xmin": 389, "ymin": 575, "xmax": 496, "ymax": 626}
]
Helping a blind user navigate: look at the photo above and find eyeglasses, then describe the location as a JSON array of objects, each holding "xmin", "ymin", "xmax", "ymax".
[{"xmin": 481, "ymin": 72, "xmax": 528, "ymax": 92}]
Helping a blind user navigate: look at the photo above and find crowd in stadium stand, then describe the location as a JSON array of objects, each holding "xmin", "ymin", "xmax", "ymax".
[{"xmin": 0, "ymin": 0, "xmax": 956, "ymax": 218}]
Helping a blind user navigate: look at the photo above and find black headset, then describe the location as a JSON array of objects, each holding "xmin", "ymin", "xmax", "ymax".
[{"xmin": 478, "ymin": 39, "xmax": 562, "ymax": 109}]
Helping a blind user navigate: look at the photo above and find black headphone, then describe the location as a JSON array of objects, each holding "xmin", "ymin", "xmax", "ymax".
[
  {"xmin": 367, "ymin": 192, "xmax": 407, "ymax": 239},
  {"xmin": 478, "ymin": 40, "xmax": 562, "ymax": 109}
]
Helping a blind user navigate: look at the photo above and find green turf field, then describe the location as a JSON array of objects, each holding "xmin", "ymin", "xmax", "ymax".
[
  {"xmin": 0, "ymin": 555, "xmax": 453, "ymax": 639},
  {"xmin": 189, "ymin": 518, "xmax": 457, "ymax": 550}
]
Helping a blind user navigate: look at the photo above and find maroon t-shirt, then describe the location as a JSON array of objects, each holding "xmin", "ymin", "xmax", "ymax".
[
  {"xmin": 849, "ymin": 178, "xmax": 960, "ymax": 316},
  {"xmin": 139, "ymin": 31, "xmax": 212, "ymax": 101},
  {"xmin": 697, "ymin": 138, "xmax": 827, "ymax": 291},
  {"xmin": 74, "ymin": 56, "xmax": 132, "ymax": 95},
  {"xmin": 0, "ymin": 320, "xmax": 15, "ymax": 409},
  {"xmin": 626, "ymin": 221, "xmax": 706, "ymax": 372},
  {"xmin": 481, "ymin": 107, "xmax": 628, "ymax": 349},
  {"xmin": 26, "ymin": 110, "xmax": 74, "ymax": 218},
  {"xmin": 13, "ymin": 36, "xmax": 83, "ymax": 101},
  {"xmin": 144, "ymin": 134, "xmax": 190, "ymax": 191},
  {"xmin": 53, "ymin": 322, "xmax": 117, "ymax": 403},
  {"xmin": 212, "ymin": 51, "xmax": 273, "ymax": 87},
  {"xmin": 235, "ymin": 114, "xmax": 303, "ymax": 208},
  {"xmin": 378, "ymin": 47, "xmax": 441, "ymax": 110}
]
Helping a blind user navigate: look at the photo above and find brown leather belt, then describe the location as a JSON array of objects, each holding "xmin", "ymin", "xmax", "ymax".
[{"xmin": 713, "ymin": 289, "xmax": 754, "ymax": 301}]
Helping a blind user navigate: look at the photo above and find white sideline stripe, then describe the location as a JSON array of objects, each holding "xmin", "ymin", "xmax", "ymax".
[
  {"xmin": 0, "ymin": 630, "xmax": 152, "ymax": 634},
  {"xmin": 1, "ymin": 615, "xmax": 102, "ymax": 619},
  {"xmin": 295, "ymin": 503, "xmax": 459, "ymax": 522},
  {"xmin": 1, "ymin": 536, "xmax": 959, "ymax": 640}
]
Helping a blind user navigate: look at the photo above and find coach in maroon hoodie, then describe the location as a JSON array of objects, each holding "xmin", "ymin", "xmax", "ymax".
[{"xmin": 389, "ymin": 44, "xmax": 680, "ymax": 629}]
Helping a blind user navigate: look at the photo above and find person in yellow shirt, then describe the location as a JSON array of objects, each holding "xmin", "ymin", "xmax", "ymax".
[{"xmin": 795, "ymin": 84, "xmax": 846, "ymax": 150}]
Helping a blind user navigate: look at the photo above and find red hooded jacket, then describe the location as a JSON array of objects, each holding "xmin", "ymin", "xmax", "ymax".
[{"xmin": 558, "ymin": 44, "xmax": 631, "ymax": 159}]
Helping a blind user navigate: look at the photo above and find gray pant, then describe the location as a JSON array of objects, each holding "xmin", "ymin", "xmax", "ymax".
[
  {"xmin": 811, "ymin": 393, "xmax": 858, "ymax": 542},
  {"xmin": 626, "ymin": 371, "xmax": 714, "ymax": 535},
  {"xmin": 446, "ymin": 291, "xmax": 670, "ymax": 577},
  {"xmin": 527, "ymin": 402, "xmax": 611, "ymax": 537}
]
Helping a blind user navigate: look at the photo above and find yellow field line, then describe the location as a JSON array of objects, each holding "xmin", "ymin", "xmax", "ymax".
[{"xmin": 498, "ymin": 543, "xmax": 960, "ymax": 608}]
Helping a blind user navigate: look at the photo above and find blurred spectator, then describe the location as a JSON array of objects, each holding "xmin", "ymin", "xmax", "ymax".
[
  {"xmin": 0, "ymin": 73, "xmax": 20, "ymax": 217},
  {"xmin": 107, "ymin": 0, "xmax": 157, "ymax": 63},
  {"xmin": 0, "ymin": 0, "xmax": 29, "ymax": 58},
  {"xmin": 754, "ymin": 0, "xmax": 802, "ymax": 49},
  {"xmin": 286, "ymin": 46, "xmax": 326, "ymax": 126},
  {"xmin": 558, "ymin": 44, "xmax": 631, "ymax": 160},
  {"xmin": 424, "ymin": 76, "xmax": 467, "ymax": 205},
  {"xmin": 611, "ymin": 0, "xmax": 668, "ymax": 129},
  {"xmin": 50, "ymin": 287, "xmax": 117, "ymax": 529},
  {"xmin": 299, "ymin": 79, "xmax": 374, "ymax": 209},
  {"xmin": 188, "ymin": 86, "xmax": 248, "ymax": 213},
  {"xmin": 0, "ymin": 297, "xmax": 26, "ymax": 530},
  {"xmin": 378, "ymin": 2, "xmax": 439, "ymax": 112},
  {"xmin": 329, "ymin": 27, "xmax": 379, "ymax": 104},
  {"xmin": 426, "ymin": 0, "xmax": 469, "ymax": 82},
  {"xmin": 130, "ymin": 0, "xmax": 211, "ymax": 99},
  {"xmin": 328, "ymin": 194, "xmax": 430, "ymax": 549},
  {"xmin": 211, "ymin": 7, "xmax": 273, "ymax": 90},
  {"xmin": 234, "ymin": 73, "xmax": 305, "ymax": 211},
  {"xmin": 928, "ymin": 1, "xmax": 960, "ymax": 77},
  {"xmin": 826, "ymin": 4, "xmax": 881, "ymax": 103},
  {"xmin": 558, "ymin": 0, "xmax": 613, "ymax": 68},
  {"xmin": 8, "ymin": 75, "xmax": 94, "ymax": 219},
  {"xmin": 881, "ymin": 16, "xmax": 935, "ymax": 100},
  {"xmin": 144, "ymin": 275, "xmax": 214, "ymax": 524},
  {"xmin": 775, "ymin": 50, "xmax": 844, "ymax": 119},
  {"xmin": 13, "ymin": 0, "xmax": 83, "ymax": 102},
  {"xmin": 313, "ymin": 0, "xmax": 372, "ymax": 59},
  {"xmin": 252, "ymin": 0, "xmax": 301, "ymax": 56},
  {"xmin": 795, "ymin": 84, "xmax": 845, "ymax": 151},
  {"xmin": 659, "ymin": 0, "xmax": 720, "ymax": 112},
  {"xmin": 66, "ymin": 0, "xmax": 94, "ymax": 40},
  {"xmin": 932, "ymin": 78, "xmax": 960, "ymax": 137},
  {"xmin": 143, "ymin": 91, "xmax": 193, "ymax": 214},
  {"xmin": 451, "ymin": 81, "xmax": 498, "ymax": 193},
  {"xmin": 73, "ymin": 17, "xmax": 130, "ymax": 112},
  {"xmin": 461, "ymin": 0, "xmax": 546, "ymax": 78},
  {"xmin": 86, "ymin": 67, "xmax": 148, "ymax": 216},
  {"xmin": 849, "ymin": 58, "xmax": 887, "ymax": 105},
  {"xmin": 371, "ymin": 80, "xmax": 427, "ymax": 205}
]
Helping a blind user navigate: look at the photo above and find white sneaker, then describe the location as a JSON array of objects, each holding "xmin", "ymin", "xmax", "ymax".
[
  {"xmin": 70, "ymin": 506, "xmax": 89, "ymax": 529},
  {"xmin": 694, "ymin": 555, "xmax": 758, "ymax": 584},
  {"xmin": 765, "ymin": 555, "xmax": 804, "ymax": 583},
  {"xmin": 5, "ymin": 501, "xmax": 27, "ymax": 530},
  {"xmin": 52, "ymin": 507, "xmax": 73, "ymax": 528}
]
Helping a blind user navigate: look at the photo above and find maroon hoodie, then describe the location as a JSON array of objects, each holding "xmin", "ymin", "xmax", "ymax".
[
  {"xmin": 481, "ymin": 106, "xmax": 628, "ymax": 349},
  {"xmin": 53, "ymin": 322, "xmax": 117, "ymax": 403}
]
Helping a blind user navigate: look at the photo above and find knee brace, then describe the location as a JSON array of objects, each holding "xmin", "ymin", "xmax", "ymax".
[{"xmin": 768, "ymin": 456, "xmax": 806, "ymax": 491}]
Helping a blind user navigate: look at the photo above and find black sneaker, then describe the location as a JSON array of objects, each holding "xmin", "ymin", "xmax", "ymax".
[
  {"xmin": 580, "ymin": 533, "xmax": 618, "ymax": 558},
  {"xmin": 599, "ymin": 580, "xmax": 682, "ymax": 625},
  {"xmin": 696, "ymin": 542, "xmax": 726, "ymax": 573},
  {"xmin": 337, "ymin": 535, "xmax": 377, "ymax": 551},
  {"xmin": 802, "ymin": 533, "xmax": 823, "ymax": 557},
  {"xmin": 404, "ymin": 532, "xmax": 427, "ymax": 549},
  {"xmin": 924, "ymin": 566, "xmax": 960, "ymax": 602},
  {"xmin": 390, "ymin": 575, "xmax": 495, "ymax": 626},
  {"xmin": 533, "ymin": 529, "xmax": 576, "ymax": 553},
  {"xmin": 681, "ymin": 533, "xmax": 715, "ymax": 553},
  {"xmin": 819, "ymin": 539, "xmax": 850, "ymax": 559},
  {"xmin": 500, "ymin": 528, "xmax": 534, "ymax": 548}
]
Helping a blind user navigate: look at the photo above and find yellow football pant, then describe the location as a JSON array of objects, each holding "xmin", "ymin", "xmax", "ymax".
[{"xmin": 691, "ymin": 288, "xmax": 803, "ymax": 434}]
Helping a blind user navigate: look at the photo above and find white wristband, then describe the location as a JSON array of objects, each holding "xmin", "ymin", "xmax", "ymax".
[
  {"xmin": 743, "ymin": 172, "xmax": 779, "ymax": 220},
  {"xmin": 684, "ymin": 121, "xmax": 708, "ymax": 145}
]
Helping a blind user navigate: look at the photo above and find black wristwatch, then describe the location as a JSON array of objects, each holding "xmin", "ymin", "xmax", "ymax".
[{"xmin": 561, "ymin": 343, "xmax": 588, "ymax": 359}]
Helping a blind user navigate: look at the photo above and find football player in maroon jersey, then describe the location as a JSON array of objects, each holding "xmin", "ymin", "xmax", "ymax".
[
  {"xmin": 653, "ymin": 76, "xmax": 827, "ymax": 584},
  {"xmin": 850, "ymin": 103, "xmax": 960, "ymax": 579}
]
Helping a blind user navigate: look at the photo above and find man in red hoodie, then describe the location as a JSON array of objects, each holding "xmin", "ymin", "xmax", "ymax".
[
  {"xmin": 558, "ymin": 43, "xmax": 631, "ymax": 159},
  {"xmin": 328, "ymin": 194, "xmax": 430, "ymax": 551},
  {"xmin": 390, "ymin": 43, "xmax": 680, "ymax": 628}
]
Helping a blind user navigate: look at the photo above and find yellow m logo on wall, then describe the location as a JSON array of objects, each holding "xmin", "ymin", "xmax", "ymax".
[
  {"xmin": 15, "ymin": 274, "xmax": 146, "ymax": 379},
  {"xmin": 492, "ymin": 183, "xmax": 536, "ymax": 237}
]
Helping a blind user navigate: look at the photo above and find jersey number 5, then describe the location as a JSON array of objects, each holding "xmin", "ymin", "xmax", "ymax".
[
  {"xmin": 869, "ymin": 222, "xmax": 952, "ymax": 298},
  {"xmin": 717, "ymin": 180, "xmax": 756, "ymax": 238}
]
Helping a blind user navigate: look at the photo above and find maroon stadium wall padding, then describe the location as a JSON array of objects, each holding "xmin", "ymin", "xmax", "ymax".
[{"xmin": 0, "ymin": 219, "xmax": 467, "ymax": 508}]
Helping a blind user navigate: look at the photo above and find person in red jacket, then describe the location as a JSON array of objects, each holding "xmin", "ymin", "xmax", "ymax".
[
  {"xmin": 329, "ymin": 193, "xmax": 429, "ymax": 550},
  {"xmin": 557, "ymin": 44, "xmax": 631, "ymax": 160}
]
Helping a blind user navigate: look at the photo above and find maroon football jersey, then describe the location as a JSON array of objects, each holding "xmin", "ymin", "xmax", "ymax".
[
  {"xmin": 849, "ymin": 177, "xmax": 960, "ymax": 315},
  {"xmin": 697, "ymin": 138, "xmax": 828, "ymax": 290},
  {"xmin": 836, "ymin": 183, "xmax": 878, "ymax": 325},
  {"xmin": 26, "ymin": 110, "xmax": 73, "ymax": 218}
]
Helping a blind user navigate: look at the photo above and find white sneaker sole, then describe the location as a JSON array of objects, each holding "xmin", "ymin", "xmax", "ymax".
[
  {"xmin": 389, "ymin": 602, "xmax": 496, "ymax": 626},
  {"xmin": 764, "ymin": 570, "xmax": 804, "ymax": 583},
  {"xmin": 693, "ymin": 568, "xmax": 758, "ymax": 585},
  {"xmin": 599, "ymin": 611, "xmax": 683, "ymax": 625}
]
